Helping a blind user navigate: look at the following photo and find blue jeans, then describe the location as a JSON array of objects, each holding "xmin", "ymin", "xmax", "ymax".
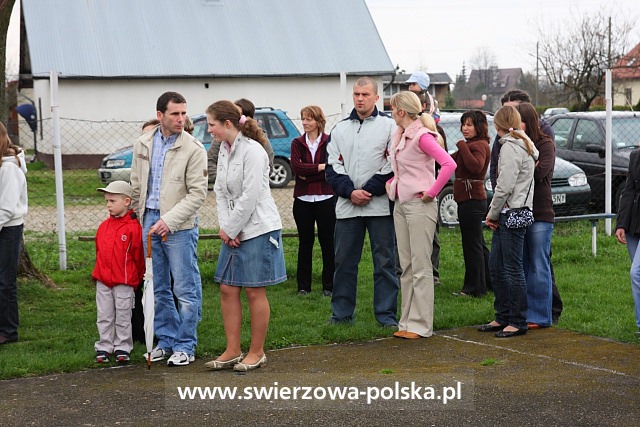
[
  {"xmin": 489, "ymin": 214, "xmax": 528, "ymax": 329},
  {"xmin": 331, "ymin": 216, "xmax": 398, "ymax": 326},
  {"xmin": 626, "ymin": 234, "xmax": 640, "ymax": 329},
  {"xmin": 143, "ymin": 210, "xmax": 202, "ymax": 355},
  {"xmin": 0, "ymin": 224, "xmax": 22, "ymax": 340},
  {"xmin": 523, "ymin": 221, "xmax": 554, "ymax": 326}
]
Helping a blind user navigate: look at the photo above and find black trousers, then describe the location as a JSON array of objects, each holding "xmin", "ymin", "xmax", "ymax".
[
  {"xmin": 293, "ymin": 197, "xmax": 336, "ymax": 292},
  {"xmin": 458, "ymin": 199, "xmax": 491, "ymax": 296},
  {"xmin": 0, "ymin": 224, "xmax": 22, "ymax": 340}
]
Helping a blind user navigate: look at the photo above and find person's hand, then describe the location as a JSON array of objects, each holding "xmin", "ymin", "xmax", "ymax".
[
  {"xmin": 615, "ymin": 228, "xmax": 627, "ymax": 244},
  {"xmin": 220, "ymin": 230, "xmax": 241, "ymax": 248},
  {"xmin": 350, "ymin": 189, "xmax": 372, "ymax": 206},
  {"xmin": 150, "ymin": 219, "xmax": 169, "ymax": 237},
  {"xmin": 485, "ymin": 217, "xmax": 499, "ymax": 231},
  {"xmin": 318, "ymin": 163, "xmax": 326, "ymax": 172},
  {"xmin": 421, "ymin": 192, "xmax": 434, "ymax": 203}
]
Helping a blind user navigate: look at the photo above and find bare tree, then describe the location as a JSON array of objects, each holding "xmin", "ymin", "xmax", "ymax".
[
  {"xmin": 469, "ymin": 46, "xmax": 498, "ymax": 92},
  {"xmin": 537, "ymin": 8, "xmax": 634, "ymax": 111},
  {"xmin": 1, "ymin": 0, "xmax": 56, "ymax": 287}
]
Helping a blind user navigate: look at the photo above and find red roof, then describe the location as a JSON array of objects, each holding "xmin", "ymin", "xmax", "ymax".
[
  {"xmin": 456, "ymin": 100, "xmax": 486, "ymax": 109},
  {"xmin": 613, "ymin": 42, "xmax": 640, "ymax": 80}
]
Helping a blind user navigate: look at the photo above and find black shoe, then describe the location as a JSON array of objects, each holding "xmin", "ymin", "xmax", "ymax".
[
  {"xmin": 322, "ymin": 290, "xmax": 332, "ymax": 297},
  {"xmin": 0, "ymin": 334, "xmax": 18, "ymax": 345},
  {"xmin": 297, "ymin": 290, "xmax": 309, "ymax": 296},
  {"xmin": 477, "ymin": 323, "xmax": 505, "ymax": 332},
  {"xmin": 495, "ymin": 328, "xmax": 527, "ymax": 338}
]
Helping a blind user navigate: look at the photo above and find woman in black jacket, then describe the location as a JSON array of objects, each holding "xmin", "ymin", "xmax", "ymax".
[{"xmin": 615, "ymin": 149, "xmax": 640, "ymax": 335}]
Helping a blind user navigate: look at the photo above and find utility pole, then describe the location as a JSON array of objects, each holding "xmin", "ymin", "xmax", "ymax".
[
  {"xmin": 608, "ymin": 16, "xmax": 612, "ymax": 69},
  {"xmin": 536, "ymin": 41, "xmax": 539, "ymax": 107}
]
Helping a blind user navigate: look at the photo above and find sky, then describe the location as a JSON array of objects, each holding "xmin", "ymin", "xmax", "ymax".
[
  {"xmin": 364, "ymin": 0, "xmax": 640, "ymax": 79},
  {"xmin": 5, "ymin": 0, "xmax": 640, "ymax": 81}
]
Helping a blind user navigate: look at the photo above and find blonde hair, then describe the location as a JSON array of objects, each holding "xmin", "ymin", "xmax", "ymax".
[
  {"xmin": 390, "ymin": 91, "xmax": 444, "ymax": 148},
  {"xmin": 493, "ymin": 105, "xmax": 535, "ymax": 155},
  {"xmin": 184, "ymin": 116, "xmax": 194, "ymax": 134}
]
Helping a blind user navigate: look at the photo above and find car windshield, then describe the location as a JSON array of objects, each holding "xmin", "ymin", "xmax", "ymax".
[
  {"xmin": 439, "ymin": 115, "xmax": 496, "ymax": 153},
  {"xmin": 608, "ymin": 118, "xmax": 640, "ymax": 149}
]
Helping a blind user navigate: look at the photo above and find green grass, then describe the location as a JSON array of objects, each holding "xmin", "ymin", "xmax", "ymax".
[
  {"xmin": 25, "ymin": 161, "xmax": 105, "ymax": 207},
  {"xmin": 1, "ymin": 221, "xmax": 636, "ymax": 380}
]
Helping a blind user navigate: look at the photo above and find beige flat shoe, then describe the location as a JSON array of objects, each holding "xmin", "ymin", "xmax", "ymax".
[
  {"xmin": 204, "ymin": 354, "xmax": 243, "ymax": 370},
  {"xmin": 233, "ymin": 354, "xmax": 267, "ymax": 372}
]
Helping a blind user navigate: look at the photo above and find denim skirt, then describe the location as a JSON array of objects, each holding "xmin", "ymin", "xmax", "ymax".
[{"xmin": 214, "ymin": 230, "xmax": 287, "ymax": 287}]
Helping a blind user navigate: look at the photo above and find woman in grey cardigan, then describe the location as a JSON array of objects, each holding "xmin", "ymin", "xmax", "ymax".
[{"xmin": 479, "ymin": 106, "xmax": 538, "ymax": 338}]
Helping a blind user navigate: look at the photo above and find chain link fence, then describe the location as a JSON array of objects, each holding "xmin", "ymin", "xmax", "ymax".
[
  {"xmin": 16, "ymin": 109, "xmax": 635, "ymax": 267},
  {"xmin": 19, "ymin": 113, "xmax": 343, "ymax": 235}
]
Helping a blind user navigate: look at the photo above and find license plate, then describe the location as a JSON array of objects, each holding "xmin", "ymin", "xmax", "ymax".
[{"xmin": 552, "ymin": 193, "xmax": 566, "ymax": 205}]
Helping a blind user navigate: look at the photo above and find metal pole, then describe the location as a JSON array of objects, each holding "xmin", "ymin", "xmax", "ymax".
[
  {"xmin": 604, "ymin": 70, "xmax": 612, "ymax": 236},
  {"xmin": 340, "ymin": 72, "xmax": 348, "ymax": 117},
  {"xmin": 50, "ymin": 70, "xmax": 67, "ymax": 270}
]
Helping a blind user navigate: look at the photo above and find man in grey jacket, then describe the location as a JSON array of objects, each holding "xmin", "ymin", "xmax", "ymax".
[
  {"xmin": 325, "ymin": 77, "xmax": 399, "ymax": 327},
  {"xmin": 130, "ymin": 91, "xmax": 208, "ymax": 367}
]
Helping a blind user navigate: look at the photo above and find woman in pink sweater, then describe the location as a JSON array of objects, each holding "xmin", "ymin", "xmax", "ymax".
[{"xmin": 387, "ymin": 91, "xmax": 456, "ymax": 339}]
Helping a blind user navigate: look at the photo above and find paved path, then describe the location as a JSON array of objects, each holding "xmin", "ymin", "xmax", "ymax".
[{"xmin": 2, "ymin": 327, "xmax": 639, "ymax": 426}]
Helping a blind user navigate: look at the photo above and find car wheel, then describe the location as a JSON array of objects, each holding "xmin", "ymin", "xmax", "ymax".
[
  {"xmin": 438, "ymin": 186, "xmax": 458, "ymax": 226},
  {"xmin": 270, "ymin": 158, "xmax": 292, "ymax": 188}
]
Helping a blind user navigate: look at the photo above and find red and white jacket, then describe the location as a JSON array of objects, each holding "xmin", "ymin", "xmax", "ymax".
[{"xmin": 92, "ymin": 210, "xmax": 145, "ymax": 288}]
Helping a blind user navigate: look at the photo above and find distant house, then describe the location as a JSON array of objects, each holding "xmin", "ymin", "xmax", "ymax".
[
  {"xmin": 613, "ymin": 42, "xmax": 640, "ymax": 108},
  {"xmin": 463, "ymin": 67, "xmax": 523, "ymax": 111},
  {"xmin": 382, "ymin": 72, "xmax": 453, "ymax": 110},
  {"xmin": 19, "ymin": 0, "xmax": 395, "ymax": 167}
]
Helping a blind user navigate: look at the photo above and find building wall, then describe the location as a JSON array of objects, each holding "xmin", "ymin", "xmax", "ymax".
[
  {"xmin": 613, "ymin": 80, "xmax": 640, "ymax": 107},
  {"xmin": 26, "ymin": 75, "xmax": 386, "ymax": 162}
]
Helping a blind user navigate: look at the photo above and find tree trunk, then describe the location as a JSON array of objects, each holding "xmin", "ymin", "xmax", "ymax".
[
  {"xmin": 0, "ymin": 0, "xmax": 17, "ymax": 123},
  {"xmin": 18, "ymin": 237, "xmax": 59, "ymax": 289}
]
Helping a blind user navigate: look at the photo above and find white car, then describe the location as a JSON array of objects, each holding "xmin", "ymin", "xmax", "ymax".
[{"xmin": 542, "ymin": 107, "xmax": 570, "ymax": 119}]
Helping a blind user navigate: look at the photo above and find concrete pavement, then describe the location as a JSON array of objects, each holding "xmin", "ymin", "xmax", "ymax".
[{"xmin": 2, "ymin": 326, "xmax": 639, "ymax": 426}]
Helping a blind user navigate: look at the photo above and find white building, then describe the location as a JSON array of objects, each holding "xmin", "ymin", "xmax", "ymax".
[{"xmin": 19, "ymin": 0, "xmax": 395, "ymax": 167}]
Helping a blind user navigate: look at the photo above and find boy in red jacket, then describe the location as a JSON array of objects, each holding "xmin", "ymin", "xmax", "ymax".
[{"xmin": 92, "ymin": 181, "xmax": 145, "ymax": 364}]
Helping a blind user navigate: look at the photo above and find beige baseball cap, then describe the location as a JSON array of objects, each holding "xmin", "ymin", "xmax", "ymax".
[{"xmin": 97, "ymin": 181, "xmax": 133, "ymax": 198}]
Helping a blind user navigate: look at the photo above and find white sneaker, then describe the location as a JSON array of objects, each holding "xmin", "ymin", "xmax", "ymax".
[
  {"xmin": 143, "ymin": 347, "xmax": 168, "ymax": 362},
  {"xmin": 167, "ymin": 351, "xmax": 195, "ymax": 366}
]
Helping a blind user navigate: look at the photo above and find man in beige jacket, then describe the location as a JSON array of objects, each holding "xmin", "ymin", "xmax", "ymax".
[{"xmin": 130, "ymin": 91, "xmax": 208, "ymax": 366}]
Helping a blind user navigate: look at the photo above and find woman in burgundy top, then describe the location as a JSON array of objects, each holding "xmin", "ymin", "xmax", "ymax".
[
  {"xmin": 290, "ymin": 106, "xmax": 336, "ymax": 296},
  {"xmin": 451, "ymin": 110, "xmax": 491, "ymax": 297}
]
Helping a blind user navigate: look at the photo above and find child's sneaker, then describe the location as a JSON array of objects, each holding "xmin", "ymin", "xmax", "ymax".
[
  {"xmin": 143, "ymin": 347, "xmax": 168, "ymax": 362},
  {"xmin": 114, "ymin": 350, "xmax": 130, "ymax": 364},
  {"xmin": 95, "ymin": 350, "xmax": 110, "ymax": 363},
  {"xmin": 167, "ymin": 351, "xmax": 195, "ymax": 366}
]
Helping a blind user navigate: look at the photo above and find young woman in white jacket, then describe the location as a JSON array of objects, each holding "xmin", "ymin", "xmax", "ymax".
[
  {"xmin": 0, "ymin": 122, "xmax": 28, "ymax": 345},
  {"xmin": 204, "ymin": 100, "xmax": 286, "ymax": 372}
]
